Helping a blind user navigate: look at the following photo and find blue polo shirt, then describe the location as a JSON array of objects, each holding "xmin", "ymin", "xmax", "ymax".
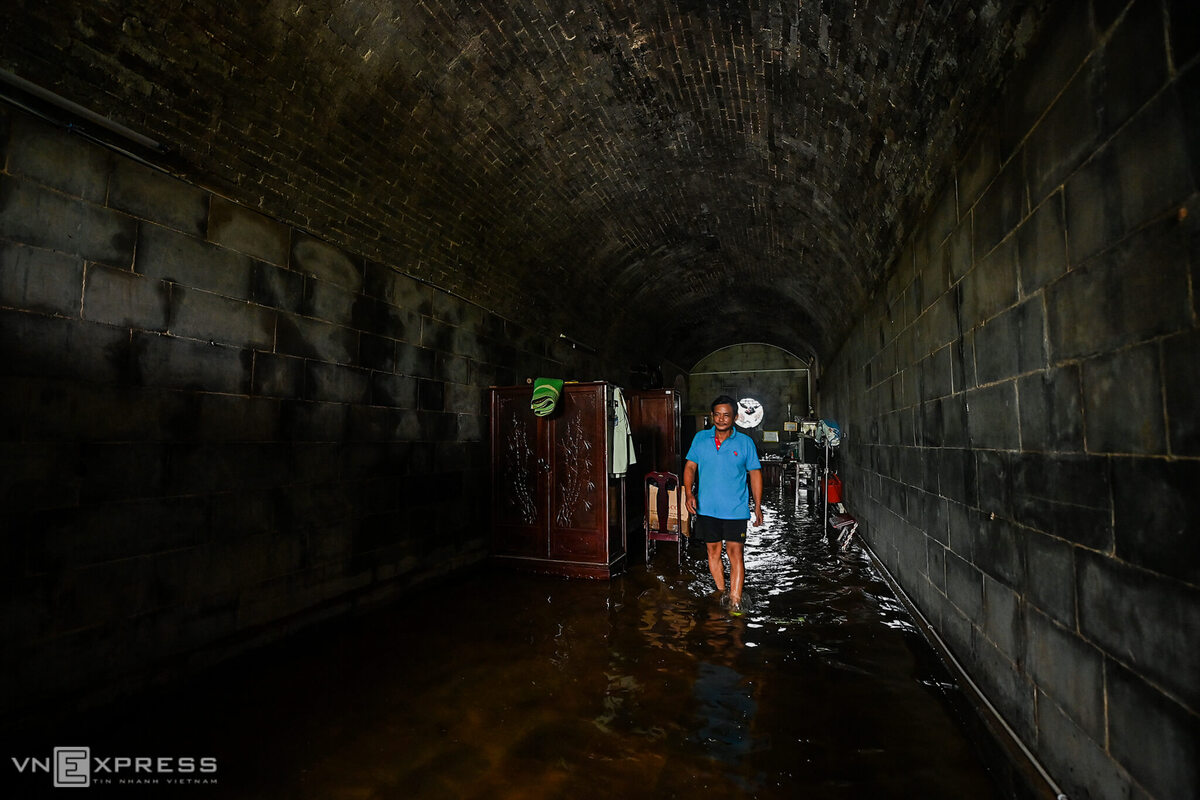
[{"xmin": 685, "ymin": 427, "xmax": 762, "ymax": 520}]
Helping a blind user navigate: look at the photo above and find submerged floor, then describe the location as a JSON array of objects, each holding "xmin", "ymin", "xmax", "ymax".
[{"xmin": 11, "ymin": 499, "xmax": 1024, "ymax": 798}]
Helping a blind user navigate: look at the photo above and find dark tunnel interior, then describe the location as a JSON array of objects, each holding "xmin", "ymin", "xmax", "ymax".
[
  {"xmin": 3, "ymin": 0, "xmax": 1052, "ymax": 366},
  {"xmin": 1, "ymin": 2, "xmax": 1197, "ymax": 799}
]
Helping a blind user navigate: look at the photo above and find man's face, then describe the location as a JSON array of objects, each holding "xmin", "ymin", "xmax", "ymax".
[{"xmin": 712, "ymin": 403, "xmax": 735, "ymax": 432}]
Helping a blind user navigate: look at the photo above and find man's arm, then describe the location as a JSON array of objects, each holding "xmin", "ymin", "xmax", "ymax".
[
  {"xmin": 683, "ymin": 460, "xmax": 698, "ymax": 515},
  {"xmin": 749, "ymin": 469, "xmax": 763, "ymax": 526}
]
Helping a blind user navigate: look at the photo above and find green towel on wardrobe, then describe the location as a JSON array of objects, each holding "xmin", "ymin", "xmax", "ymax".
[{"xmin": 531, "ymin": 377, "xmax": 564, "ymax": 416}]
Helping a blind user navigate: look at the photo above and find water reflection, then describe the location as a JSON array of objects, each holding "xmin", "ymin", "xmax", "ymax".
[{"xmin": 33, "ymin": 498, "xmax": 1008, "ymax": 799}]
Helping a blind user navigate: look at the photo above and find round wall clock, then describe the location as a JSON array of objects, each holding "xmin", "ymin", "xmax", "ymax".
[{"xmin": 736, "ymin": 398, "xmax": 763, "ymax": 428}]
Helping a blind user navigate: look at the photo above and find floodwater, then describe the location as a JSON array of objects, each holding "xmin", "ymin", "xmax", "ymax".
[{"xmin": 12, "ymin": 498, "xmax": 1021, "ymax": 799}]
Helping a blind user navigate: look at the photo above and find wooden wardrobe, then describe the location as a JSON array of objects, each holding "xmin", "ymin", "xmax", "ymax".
[
  {"xmin": 626, "ymin": 388, "xmax": 683, "ymax": 478},
  {"xmin": 489, "ymin": 382, "xmax": 627, "ymax": 578}
]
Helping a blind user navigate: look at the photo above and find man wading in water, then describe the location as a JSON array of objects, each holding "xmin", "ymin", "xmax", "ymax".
[{"xmin": 683, "ymin": 395, "xmax": 763, "ymax": 612}]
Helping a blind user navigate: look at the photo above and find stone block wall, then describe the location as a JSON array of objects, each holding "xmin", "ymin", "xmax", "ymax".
[
  {"xmin": 0, "ymin": 105, "xmax": 609, "ymax": 718},
  {"xmin": 822, "ymin": 3, "xmax": 1198, "ymax": 799}
]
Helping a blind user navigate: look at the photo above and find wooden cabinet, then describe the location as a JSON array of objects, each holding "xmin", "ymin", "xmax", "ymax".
[
  {"xmin": 624, "ymin": 389, "xmax": 683, "ymax": 535},
  {"xmin": 490, "ymin": 382, "xmax": 627, "ymax": 578},
  {"xmin": 627, "ymin": 389, "xmax": 683, "ymax": 477}
]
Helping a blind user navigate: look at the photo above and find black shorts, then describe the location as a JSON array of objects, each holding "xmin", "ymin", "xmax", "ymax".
[{"xmin": 696, "ymin": 515, "xmax": 748, "ymax": 544}]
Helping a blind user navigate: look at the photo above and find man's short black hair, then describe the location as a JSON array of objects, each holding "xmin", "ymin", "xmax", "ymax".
[{"xmin": 711, "ymin": 394, "xmax": 737, "ymax": 412}]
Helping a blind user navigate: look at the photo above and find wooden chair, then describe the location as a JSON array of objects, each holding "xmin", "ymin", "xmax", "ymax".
[{"xmin": 645, "ymin": 471, "xmax": 687, "ymax": 564}]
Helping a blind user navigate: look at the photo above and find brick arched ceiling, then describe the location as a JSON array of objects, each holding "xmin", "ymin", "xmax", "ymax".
[{"xmin": 1, "ymin": 0, "xmax": 1051, "ymax": 368}]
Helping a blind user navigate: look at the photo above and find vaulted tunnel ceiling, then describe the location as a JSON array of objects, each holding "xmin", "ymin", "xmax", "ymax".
[{"xmin": 1, "ymin": 0, "xmax": 1052, "ymax": 368}]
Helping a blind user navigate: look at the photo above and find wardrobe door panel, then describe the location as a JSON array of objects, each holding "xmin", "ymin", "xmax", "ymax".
[
  {"xmin": 491, "ymin": 388, "xmax": 547, "ymax": 557},
  {"xmin": 548, "ymin": 385, "xmax": 608, "ymax": 561}
]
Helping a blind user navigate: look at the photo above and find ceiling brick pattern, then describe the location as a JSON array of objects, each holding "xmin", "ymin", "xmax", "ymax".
[{"xmin": 1, "ymin": 0, "xmax": 1048, "ymax": 366}]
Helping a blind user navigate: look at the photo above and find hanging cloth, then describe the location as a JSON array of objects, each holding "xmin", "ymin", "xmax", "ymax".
[
  {"xmin": 610, "ymin": 387, "xmax": 637, "ymax": 477},
  {"xmin": 531, "ymin": 377, "xmax": 564, "ymax": 416},
  {"xmin": 816, "ymin": 418, "xmax": 842, "ymax": 447}
]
